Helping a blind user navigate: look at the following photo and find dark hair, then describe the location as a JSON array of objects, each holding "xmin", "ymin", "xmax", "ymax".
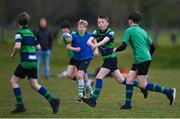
[
  {"xmin": 98, "ymin": 15, "xmax": 109, "ymax": 22},
  {"xmin": 60, "ymin": 20, "xmax": 71, "ymax": 29},
  {"xmin": 16, "ymin": 12, "xmax": 30, "ymax": 26},
  {"xmin": 128, "ymin": 11, "xmax": 142, "ymax": 23}
]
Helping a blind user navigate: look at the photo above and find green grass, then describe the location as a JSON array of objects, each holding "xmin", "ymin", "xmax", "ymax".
[
  {"xmin": 0, "ymin": 33, "xmax": 180, "ymax": 117},
  {"xmin": 0, "ymin": 69, "xmax": 180, "ymax": 118}
]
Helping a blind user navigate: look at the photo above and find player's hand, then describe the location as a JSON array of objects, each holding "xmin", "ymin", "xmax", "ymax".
[
  {"xmin": 92, "ymin": 44, "xmax": 97, "ymax": 49},
  {"xmin": 75, "ymin": 47, "xmax": 81, "ymax": 52},
  {"xmin": 93, "ymin": 48, "xmax": 99, "ymax": 56},
  {"xmin": 113, "ymin": 48, "xmax": 117, "ymax": 52},
  {"xmin": 10, "ymin": 53, "xmax": 15, "ymax": 59}
]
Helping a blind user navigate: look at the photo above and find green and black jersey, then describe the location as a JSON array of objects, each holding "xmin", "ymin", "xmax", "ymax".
[
  {"xmin": 92, "ymin": 28, "xmax": 117, "ymax": 60},
  {"xmin": 15, "ymin": 28, "xmax": 39, "ymax": 69}
]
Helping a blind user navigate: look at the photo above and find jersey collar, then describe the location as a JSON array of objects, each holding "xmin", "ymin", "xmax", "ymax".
[
  {"xmin": 99, "ymin": 27, "xmax": 109, "ymax": 34},
  {"xmin": 78, "ymin": 32, "xmax": 87, "ymax": 38}
]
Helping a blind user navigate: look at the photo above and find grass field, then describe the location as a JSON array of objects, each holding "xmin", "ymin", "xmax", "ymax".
[{"xmin": 0, "ymin": 32, "xmax": 180, "ymax": 118}]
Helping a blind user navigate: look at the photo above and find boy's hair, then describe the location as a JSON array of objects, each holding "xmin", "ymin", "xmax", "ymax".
[
  {"xmin": 98, "ymin": 15, "xmax": 109, "ymax": 22},
  {"xmin": 60, "ymin": 20, "xmax": 71, "ymax": 29},
  {"xmin": 128, "ymin": 11, "xmax": 142, "ymax": 23},
  {"xmin": 16, "ymin": 12, "xmax": 30, "ymax": 26},
  {"xmin": 78, "ymin": 19, "xmax": 88, "ymax": 27}
]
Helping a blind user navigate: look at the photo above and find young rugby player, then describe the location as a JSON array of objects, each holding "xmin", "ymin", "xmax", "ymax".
[
  {"xmin": 10, "ymin": 12, "xmax": 60, "ymax": 113},
  {"xmin": 60, "ymin": 20, "xmax": 77, "ymax": 80},
  {"xmin": 115, "ymin": 11, "xmax": 176, "ymax": 109},
  {"xmin": 65, "ymin": 19, "xmax": 94, "ymax": 102},
  {"xmin": 61, "ymin": 20, "xmax": 93, "ymax": 99}
]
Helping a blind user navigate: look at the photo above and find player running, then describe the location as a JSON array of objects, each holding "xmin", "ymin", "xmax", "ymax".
[
  {"xmin": 10, "ymin": 12, "xmax": 60, "ymax": 113},
  {"xmin": 63, "ymin": 19, "xmax": 94, "ymax": 102},
  {"xmin": 115, "ymin": 11, "xmax": 176, "ymax": 109}
]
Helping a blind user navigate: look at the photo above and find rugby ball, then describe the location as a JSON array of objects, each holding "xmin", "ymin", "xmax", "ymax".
[{"xmin": 62, "ymin": 32, "xmax": 72, "ymax": 44}]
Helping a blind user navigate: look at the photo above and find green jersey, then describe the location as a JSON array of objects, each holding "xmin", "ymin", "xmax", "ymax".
[
  {"xmin": 61, "ymin": 33, "xmax": 74, "ymax": 58},
  {"xmin": 92, "ymin": 28, "xmax": 117, "ymax": 60},
  {"xmin": 123, "ymin": 25, "xmax": 153, "ymax": 64},
  {"xmin": 67, "ymin": 50, "xmax": 74, "ymax": 58},
  {"xmin": 15, "ymin": 28, "xmax": 38, "ymax": 69}
]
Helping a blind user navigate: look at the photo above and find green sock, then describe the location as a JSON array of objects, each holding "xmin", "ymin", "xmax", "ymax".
[{"xmin": 38, "ymin": 86, "xmax": 53, "ymax": 103}]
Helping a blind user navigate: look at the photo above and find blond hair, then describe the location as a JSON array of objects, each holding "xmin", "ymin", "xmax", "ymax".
[{"xmin": 78, "ymin": 19, "xmax": 88, "ymax": 27}]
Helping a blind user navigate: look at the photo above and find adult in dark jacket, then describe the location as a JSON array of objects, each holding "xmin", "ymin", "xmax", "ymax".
[{"xmin": 34, "ymin": 18, "xmax": 53, "ymax": 80}]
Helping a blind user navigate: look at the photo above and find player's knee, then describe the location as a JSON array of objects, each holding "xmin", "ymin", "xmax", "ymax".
[
  {"xmin": 116, "ymin": 77, "xmax": 124, "ymax": 84},
  {"xmin": 31, "ymin": 84, "xmax": 40, "ymax": 91},
  {"xmin": 10, "ymin": 78, "xmax": 15, "ymax": 85},
  {"xmin": 66, "ymin": 72, "xmax": 73, "ymax": 79},
  {"xmin": 125, "ymin": 78, "xmax": 134, "ymax": 85},
  {"xmin": 30, "ymin": 81, "xmax": 40, "ymax": 90},
  {"xmin": 10, "ymin": 77, "xmax": 18, "ymax": 85},
  {"xmin": 139, "ymin": 82, "xmax": 147, "ymax": 89}
]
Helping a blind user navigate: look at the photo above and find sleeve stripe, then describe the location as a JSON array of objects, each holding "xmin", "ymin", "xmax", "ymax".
[{"xmin": 15, "ymin": 39, "xmax": 22, "ymax": 42}]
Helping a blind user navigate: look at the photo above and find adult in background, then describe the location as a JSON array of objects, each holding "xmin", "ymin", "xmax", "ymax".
[{"xmin": 34, "ymin": 18, "xmax": 54, "ymax": 80}]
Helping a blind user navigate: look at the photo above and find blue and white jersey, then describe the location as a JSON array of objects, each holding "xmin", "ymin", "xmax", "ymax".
[{"xmin": 71, "ymin": 32, "xmax": 93, "ymax": 60}]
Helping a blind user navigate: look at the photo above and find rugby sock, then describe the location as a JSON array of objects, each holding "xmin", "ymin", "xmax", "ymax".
[
  {"xmin": 122, "ymin": 78, "xmax": 139, "ymax": 87},
  {"xmin": 85, "ymin": 80, "xmax": 93, "ymax": 95},
  {"xmin": 77, "ymin": 79, "xmax": 84, "ymax": 97},
  {"xmin": 133, "ymin": 80, "xmax": 139, "ymax": 87},
  {"xmin": 38, "ymin": 86, "xmax": 53, "ymax": 103},
  {"xmin": 146, "ymin": 83, "xmax": 172, "ymax": 95},
  {"xmin": 13, "ymin": 87, "xmax": 23, "ymax": 105},
  {"xmin": 124, "ymin": 84, "xmax": 134, "ymax": 106},
  {"xmin": 92, "ymin": 79, "xmax": 102, "ymax": 103}
]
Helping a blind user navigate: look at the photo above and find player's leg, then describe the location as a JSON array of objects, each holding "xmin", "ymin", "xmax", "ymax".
[
  {"xmin": 81, "ymin": 67, "xmax": 110, "ymax": 107},
  {"xmin": 111, "ymin": 69, "xmax": 138, "ymax": 86},
  {"xmin": 82, "ymin": 60, "xmax": 93, "ymax": 96},
  {"xmin": 66, "ymin": 58, "xmax": 78, "ymax": 80},
  {"xmin": 44, "ymin": 50, "xmax": 51, "ymax": 80},
  {"xmin": 10, "ymin": 65, "xmax": 26, "ymax": 113},
  {"xmin": 84, "ymin": 73, "xmax": 94, "ymax": 96},
  {"xmin": 120, "ymin": 70, "xmax": 137, "ymax": 109},
  {"xmin": 75, "ymin": 59, "xmax": 92, "ymax": 101},
  {"xmin": 112, "ymin": 69, "xmax": 147, "ymax": 99},
  {"xmin": 28, "ymin": 69, "xmax": 60, "ymax": 113},
  {"xmin": 67, "ymin": 65, "xmax": 77, "ymax": 80},
  {"xmin": 75, "ymin": 70, "xmax": 85, "ymax": 102},
  {"xmin": 139, "ymin": 61, "xmax": 175, "ymax": 105},
  {"xmin": 138, "ymin": 75, "xmax": 176, "ymax": 105}
]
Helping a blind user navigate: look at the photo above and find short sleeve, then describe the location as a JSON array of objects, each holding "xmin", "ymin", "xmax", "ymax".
[
  {"xmin": 107, "ymin": 31, "xmax": 114, "ymax": 41},
  {"xmin": 34, "ymin": 37, "xmax": 39, "ymax": 45},
  {"xmin": 146, "ymin": 33, "xmax": 153, "ymax": 45},
  {"xmin": 15, "ymin": 33, "xmax": 22, "ymax": 42},
  {"xmin": 123, "ymin": 28, "xmax": 131, "ymax": 44},
  {"xmin": 92, "ymin": 30, "xmax": 97, "ymax": 38}
]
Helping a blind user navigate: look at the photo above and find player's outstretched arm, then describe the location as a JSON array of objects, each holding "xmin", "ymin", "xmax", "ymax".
[
  {"xmin": 87, "ymin": 37, "xmax": 95, "ymax": 47},
  {"xmin": 10, "ymin": 42, "xmax": 21, "ymax": 58},
  {"xmin": 115, "ymin": 42, "xmax": 127, "ymax": 52},
  {"xmin": 95, "ymin": 36, "xmax": 110, "ymax": 48},
  {"xmin": 66, "ymin": 44, "xmax": 81, "ymax": 52},
  {"xmin": 92, "ymin": 39, "xmax": 99, "ymax": 56}
]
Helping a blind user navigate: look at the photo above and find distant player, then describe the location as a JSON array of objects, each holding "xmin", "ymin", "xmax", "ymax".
[
  {"xmin": 115, "ymin": 11, "xmax": 176, "ymax": 109},
  {"xmin": 65, "ymin": 19, "xmax": 94, "ymax": 102},
  {"xmin": 10, "ymin": 12, "xmax": 60, "ymax": 113},
  {"xmin": 81, "ymin": 15, "xmax": 146, "ymax": 107},
  {"xmin": 60, "ymin": 20, "xmax": 77, "ymax": 80}
]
